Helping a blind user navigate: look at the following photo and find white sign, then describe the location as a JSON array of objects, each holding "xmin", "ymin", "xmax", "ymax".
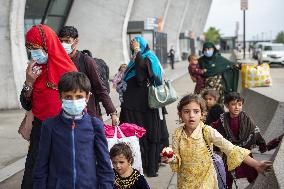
[
  {"xmin": 145, "ymin": 17, "xmax": 158, "ymax": 30},
  {"xmin": 241, "ymin": 0, "xmax": 248, "ymax": 10}
]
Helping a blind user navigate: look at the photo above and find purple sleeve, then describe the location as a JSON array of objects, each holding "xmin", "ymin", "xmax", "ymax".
[
  {"xmin": 210, "ymin": 119, "xmax": 222, "ymax": 129},
  {"xmin": 93, "ymin": 118, "xmax": 115, "ymax": 188},
  {"xmin": 189, "ymin": 64, "xmax": 204, "ymax": 76}
]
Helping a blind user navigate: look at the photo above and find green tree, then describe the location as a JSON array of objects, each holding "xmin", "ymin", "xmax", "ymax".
[
  {"xmin": 203, "ymin": 27, "xmax": 221, "ymax": 44},
  {"xmin": 275, "ymin": 31, "xmax": 284, "ymax": 44}
]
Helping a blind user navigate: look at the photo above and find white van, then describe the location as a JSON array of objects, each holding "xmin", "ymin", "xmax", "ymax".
[{"xmin": 257, "ymin": 43, "xmax": 284, "ymax": 65}]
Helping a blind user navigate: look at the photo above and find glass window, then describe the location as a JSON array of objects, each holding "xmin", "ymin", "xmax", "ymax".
[
  {"xmin": 264, "ymin": 46, "xmax": 272, "ymax": 51},
  {"xmin": 45, "ymin": 16, "xmax": 64, "ymax": 33},
  {"xmin": 49, "ymin": 0, "xmax": 71, "ymax": 15},
  {"xmin": 271, "ymin": 45, "xmax": 284, "ymax": 51},
  {"xmin": 24, "ymin": 0, "xmax": 49, "ymax": 19},
  {"xmin": 24, "ymin": 0, "xmax": 73, "ymax": 34},
  {"xmin": 142, "ymin": 32, "xmax": 153, "ymax": 50}
]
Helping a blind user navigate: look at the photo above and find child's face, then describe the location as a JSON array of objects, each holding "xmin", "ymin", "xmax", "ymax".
[
  {"xmin": 204, "ymin": 94, "xmax": 217, "ymax": 109},
  {"xmin": 60, "ymin": 89, "xmax": 90, "ymax": 101},
  {"xmin": 120, "ymin": 66, "xmax": 127, "ymax": 72},
  {"xmin": 225, "ymin": 100, "xmax": 243, "ymax": 118},
  {"xmin": 111, "ymin": 154, "xmax": 131, "ymax": 177},
  {"xmin": 190, "ymin": 57, "xmax": 198, "ymax": 65},
  {"xmin": 179, "ymin": 102, "xmax": 202, "ymax": 131}
]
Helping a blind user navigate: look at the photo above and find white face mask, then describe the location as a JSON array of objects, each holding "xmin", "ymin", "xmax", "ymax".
[
  {"xmin": 30, "ymin": 49, "xmax": 48, "ymax": 64},
  {"xmin": 62, "ymin": 42, "xmax": 73, "ymax": 54},
  {"xmin": 62, "ymin": 98, "xmax": 87, "ymax": 116}
]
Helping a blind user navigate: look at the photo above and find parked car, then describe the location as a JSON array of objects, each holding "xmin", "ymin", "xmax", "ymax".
[{"xmin": 257, "ymin": 43, "xmax": 284, "ymax": 65}]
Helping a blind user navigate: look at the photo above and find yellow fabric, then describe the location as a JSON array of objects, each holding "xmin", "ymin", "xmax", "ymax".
[
  {"xmin": 170, "ymin": 122, "xmax": 250, "ymax": 189},
  {"xmin": 241, "ymin": 63, "xmax": 272, "ymax": 88}
]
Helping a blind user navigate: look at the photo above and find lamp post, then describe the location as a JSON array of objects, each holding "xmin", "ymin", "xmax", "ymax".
[
  {"xmin": 243, "ymin": 9, "xmax": 246, "ymax": 59},
  {"xmin": 240, "ymin": 0, "xmax": 248, "ymax": 59}
]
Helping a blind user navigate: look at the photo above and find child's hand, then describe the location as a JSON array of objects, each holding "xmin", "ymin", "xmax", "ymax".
[
  {"xmin": 161, "ymin": 147, "xmax": 175, "ymax": 163},
  {"xmin": 160, "ymin": 154, "xmax": 175, "ymax": 164},
  {"xmin": 255, "ymin": 160, "xmax": 272, "ymax": 174}
]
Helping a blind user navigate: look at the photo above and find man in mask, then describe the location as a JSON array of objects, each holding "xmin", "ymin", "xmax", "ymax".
[{"xmin": 58, "ymin": 26, "xmax": 118, "ymax": 125}]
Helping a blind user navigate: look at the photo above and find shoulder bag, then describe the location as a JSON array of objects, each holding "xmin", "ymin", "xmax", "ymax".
[
  {"xmin": 202, "ymin": 127, "xmax": 228, "ymax": 189},
  {"xmin": 148, "ymin": 80, "xmax": 178, "ymax": 109}
]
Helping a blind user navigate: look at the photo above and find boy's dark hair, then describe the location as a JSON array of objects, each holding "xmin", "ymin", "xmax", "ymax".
[
  {"xmin": 58, "ymin": 26, "xmax": 78, "ymax": 39},
  {"xmin": 58, "ymin": 72, "xmax": 91, "ymax": 95},
  {"xmin": 224, "ymin": 92, "xmax": 244, "ymax": 104},
  {"xmin": 110, "ymin": 143, "xmax": 134, "ymax": 165},
  {"xmin": 177, "ymin": 94, "xmax": 207, "ymax": 116},
  {"xmin": 202, "ymin": 89, "xmax": 220, "ymax": 101}
]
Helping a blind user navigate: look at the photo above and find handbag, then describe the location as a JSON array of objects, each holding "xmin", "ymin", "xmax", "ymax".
[
  {"xmin": 106, "ymin": 125, "xmax": 144, "ymax": 174},
  {"xmin": 202, "ymin": 127, "xmax": 228, "ymax": 189},
  {"xmin": 18, "ymin": 111, "xmax": 34, "ymax": 141},
  {"xmin": 241, "ymin": 63, "xmax": 272, "ymax": 88},
  {"xmin": 148, "ymin": 80, "xmax": 178, "ymax": 109}
]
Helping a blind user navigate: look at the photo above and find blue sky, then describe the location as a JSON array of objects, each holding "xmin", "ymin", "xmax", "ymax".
[{"xmin": 205, "ymin": 0, "xmax": 284, "ymax": 40}]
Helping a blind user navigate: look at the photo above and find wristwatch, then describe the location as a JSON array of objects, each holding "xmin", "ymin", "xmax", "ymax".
[{"xmin": 23, "ymin": 82, "xmax": 33, "ymax": 92}]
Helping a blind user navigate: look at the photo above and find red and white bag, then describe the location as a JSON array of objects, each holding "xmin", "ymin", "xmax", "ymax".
[{"xmin": 105, "ymin": 124, "xmax": 145, "ymax": 174}]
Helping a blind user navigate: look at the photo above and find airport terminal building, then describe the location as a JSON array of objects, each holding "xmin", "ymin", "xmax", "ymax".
[{"xmin": 0, "ymin": 0, "xmax": 212, "ymax": 109}]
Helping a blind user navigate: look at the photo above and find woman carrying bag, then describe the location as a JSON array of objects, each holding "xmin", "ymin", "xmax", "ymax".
[{"xmin": 119, "ymin": 36, "xmax": 169, "ymax": 177}]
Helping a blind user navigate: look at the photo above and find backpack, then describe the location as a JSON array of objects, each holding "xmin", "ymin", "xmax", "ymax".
[
  {"xmin": 78, "ymin": 51, "xmax": 110, "ymax": 93},
  {"xmin": 94, "ymin": 58, "xmax": 110, "ymax": 93}
]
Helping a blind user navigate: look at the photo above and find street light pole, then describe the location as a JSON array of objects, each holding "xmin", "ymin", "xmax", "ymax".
[
  {"xmin": 243, "ymin": 9, "xmax": 246, "ymax": 59},
  {"xmin": 240, "ymin": 0, "xmax": 247, "ymax": 59}
]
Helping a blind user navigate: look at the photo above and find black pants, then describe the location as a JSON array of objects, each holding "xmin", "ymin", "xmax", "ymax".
[
  {"xmin": 21, "ymin": 117, "xmax": 42, "ymax": 189},
  {"xmin": 170, "ymin": 57, "xmax": 174, "ymax": 69}
]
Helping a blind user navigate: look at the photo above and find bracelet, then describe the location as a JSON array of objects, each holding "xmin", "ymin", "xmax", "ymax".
[{"xmin": 23, "ymin": 81, "xmax": 33, "ymax": 92}]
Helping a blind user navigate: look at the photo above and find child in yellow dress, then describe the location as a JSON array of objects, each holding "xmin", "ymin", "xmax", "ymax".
[{"xmin": 162, "ymin": 94, "xmax": 272, "ymax": 189}]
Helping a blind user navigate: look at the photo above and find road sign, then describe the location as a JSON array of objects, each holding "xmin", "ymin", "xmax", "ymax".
[{"xmin": 241, "ymin": 0, "xmax": 248, "ymax": 10}]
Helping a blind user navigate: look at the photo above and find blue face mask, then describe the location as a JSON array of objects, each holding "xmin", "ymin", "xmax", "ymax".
[
  {"xmin": 204, "ymin": 50, "xmax": 214, "ymax": 57},
  {"xmin": 62, "ymin": 98, "xmax": 87, "ymax": 116},
  {"xmin": 62, "ymin": 42, "xmax": 73, "ymax": 54},
  {"xmin": 30, "ymin": 49, "xmax": 48, "ymax": 64}
]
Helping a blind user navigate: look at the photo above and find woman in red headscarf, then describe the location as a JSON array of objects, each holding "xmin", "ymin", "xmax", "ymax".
[{"xmin": 20, "ymin": 24, "xmax": 77, "ymax": 189}]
